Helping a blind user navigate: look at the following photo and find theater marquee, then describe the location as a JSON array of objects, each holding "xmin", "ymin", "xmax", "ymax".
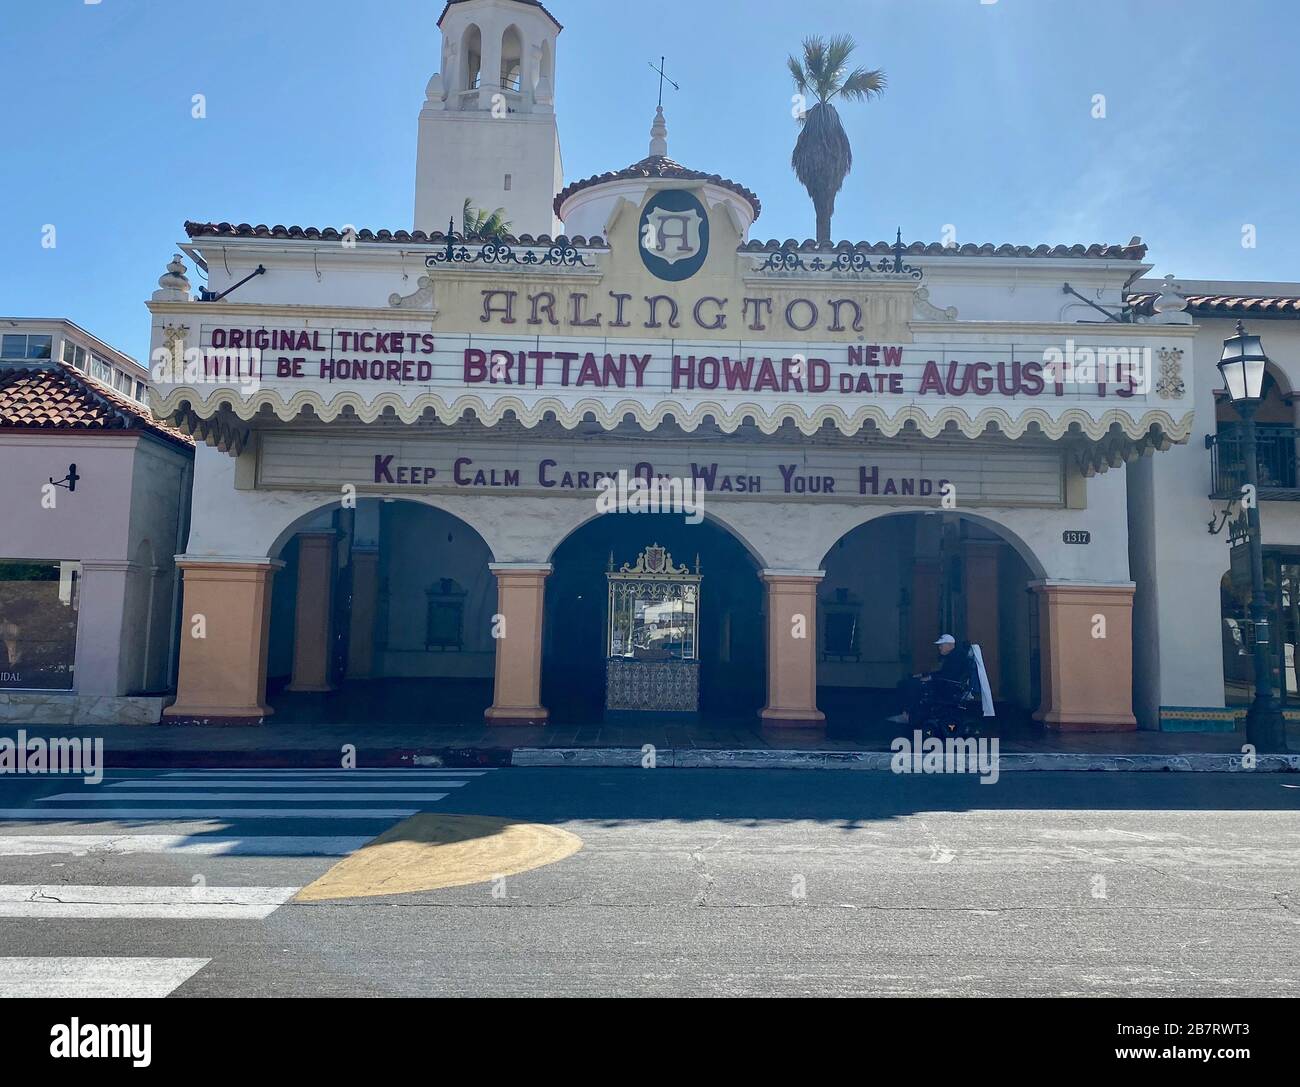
[
  {"xmin": 159, "ymin": 320, "xmax": 1194, "ymax": 443},
  {"xmin": 256, "ymin": 433, "xmax": 1067, "ymax": 506}
]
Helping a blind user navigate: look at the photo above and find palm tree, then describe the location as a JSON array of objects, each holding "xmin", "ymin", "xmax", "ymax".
[
  {"xmin": 787, "ymin": 35, "xmax": 886, "ymax": 244},
  {"xmin": 462, "ymin": 198, "xmax": 511, "ymax": 239}
]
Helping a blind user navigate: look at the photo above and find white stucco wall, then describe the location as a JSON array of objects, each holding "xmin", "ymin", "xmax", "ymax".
[{"xmin": 186, "ymin": 434, "xmax": 1133, "ymax": 583}]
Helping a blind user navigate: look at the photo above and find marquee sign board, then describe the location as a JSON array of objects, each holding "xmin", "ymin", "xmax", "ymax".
[
  {"xmin": 256, "ymin": 433, "xmax": 1067, "ymax": 506},
  {"xmin": 156, "ymin": 319, "xmax": 1195, "ymax": 444}
]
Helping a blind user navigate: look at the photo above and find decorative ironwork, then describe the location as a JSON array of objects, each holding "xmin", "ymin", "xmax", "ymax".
[
  {"xmin": 610, "ymin": 544, "xmax": 698, "ymax": 578},
  {"xmin": 1206, "ymin": 424, "xmax": 1300, "ymax": 498},
  {"xmin": 424, "ymin": 218, "xmax": 594, "ymax": 270},
  {"xmin": 606, "ymin": 545, "xmax": 702, "ymax": 664},
  {"xmin": 1156, "ymin": 347, "xmax": 1186, "ymax": 399},
  {"xmin": 1207, "ymin": 489, "xmax": 1253, "ymax": 544},
  {"xmin": 754, "ymin": 230, "xmax": 923, "ymax": 280}
]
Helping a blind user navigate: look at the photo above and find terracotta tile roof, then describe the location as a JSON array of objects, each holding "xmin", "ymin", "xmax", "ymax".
[
  {"xmin": 1128, "ymin": 292, "xmax": 1300, "ymax": 318},
  {"xmin": 554, "ymin": 155, "xmax": 763, "ymax": 219},
  {"xmin": 739, "ymin": 236, "xmax": 1148, "ymax": 260},
  {"xmin": 0, "ymin": 364, "xmax": 194, "ymax": 450},
  {"xmin": 184, "ymin": 221, "xmax": 1144, "ymax": 262},
  {"xmin": 184, "ymin": 221, "xmax": 605, "ymax": 248},
  {"xmin": 437, "ymin": 0, "xmax": 562, "ymax": 31}
]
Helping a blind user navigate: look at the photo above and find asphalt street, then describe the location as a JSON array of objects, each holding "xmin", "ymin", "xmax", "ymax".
[{"xmin": 0, "ymin": 767, "xmax": 1296, "ymax": 997}]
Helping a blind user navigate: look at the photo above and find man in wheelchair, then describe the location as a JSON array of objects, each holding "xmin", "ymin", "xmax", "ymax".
[{"xmin": 889, "ymin": 634, "xmax": 995, "ymax": 735}]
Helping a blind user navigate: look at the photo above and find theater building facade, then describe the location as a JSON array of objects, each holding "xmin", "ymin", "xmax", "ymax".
[{"xmin": 146, "ymin": 151, "xmax": 1197, "ymax": 732}]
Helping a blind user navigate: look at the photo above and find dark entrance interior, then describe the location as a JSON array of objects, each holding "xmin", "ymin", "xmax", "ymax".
[
  {"xmin": 817, "ymin": 512, "xmax": 1040, "ymax": 735},
  {"xmin": 267, "ymin": 499, "xmax": 496, "ymax": 724},
  {"xmin": 543, "ymin": 512, "xmax": 765, "ymax": 725}
]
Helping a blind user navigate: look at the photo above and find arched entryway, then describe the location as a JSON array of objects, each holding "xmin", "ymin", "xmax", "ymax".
[
  {"xmin": 817, "ymin": 511, "xmax": 1044, "ymax": 730},
  {"xmin": 542, "ymin": 512, "xmax": 765, "ymax": 724},
  {"xmin": 266, "ymin": 498, "xmax": 496, "ymax": 723}
]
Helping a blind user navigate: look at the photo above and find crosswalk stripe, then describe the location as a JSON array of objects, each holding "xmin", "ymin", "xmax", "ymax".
[
  {"xmin": 0, "ymin": 835, "xmax": 371, "ymax": 856},
  {"xmin": 104, "ymin": 780, "xmax": 472, "ymax": 789},
  {"xmin": 42, "ymin": 792, "xmax": 452, "ymax": 802},
  {"xmin": 0, "ymin": 808, "xmax": 420, "ymax": 820},
  {"xmin": 0, "ymin": 957, "xmax": 210, "ymax": 998},
  {"xmin": 0, "ymin": 885, "xmax": 298, "ymax": 919}
]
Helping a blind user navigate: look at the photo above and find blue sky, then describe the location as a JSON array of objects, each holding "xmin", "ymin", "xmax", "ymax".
[{"xmin": 1, "ymin": 0, "xmax": 1296, "ymax": 362}]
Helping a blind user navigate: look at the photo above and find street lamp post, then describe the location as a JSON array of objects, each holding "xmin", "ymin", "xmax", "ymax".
[{"xmin": 1218, "ymin": 321, "xmax": 1289, "ymax": 751}]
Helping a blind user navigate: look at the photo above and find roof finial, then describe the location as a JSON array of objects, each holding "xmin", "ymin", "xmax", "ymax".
[{"xmin": 649, "ymin": 104, "xmax": 668, "ymax": 158}]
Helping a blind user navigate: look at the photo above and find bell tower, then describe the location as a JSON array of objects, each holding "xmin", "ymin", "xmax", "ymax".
[{"xmin": 414, "ymin": 0, "xmax": 564, "ymax": 238}]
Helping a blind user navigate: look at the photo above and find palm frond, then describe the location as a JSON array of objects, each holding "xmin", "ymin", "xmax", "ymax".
[
  {"xmin": 462, "ymin": 199, "xmax": 511, "ymax": 239},
  {"xmin": 786, "ymin": 54, "xmax": 808, "ymax": 96},
  {"xmin": 838, "ymin": 67, "xmax": 887, "ymax": 101},
  {"xmin": 822, "ymin": 34, "xmax": 856, "ymax": 87}
]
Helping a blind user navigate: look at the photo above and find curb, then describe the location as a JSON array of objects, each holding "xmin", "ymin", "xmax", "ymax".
[
  {"xmin": 505, "ymin": 748, "xmax": 1300, "ymax": 772},
  {"xmin": 45, "ymin": 747, "xmax": 1300, "ymax": 772}
]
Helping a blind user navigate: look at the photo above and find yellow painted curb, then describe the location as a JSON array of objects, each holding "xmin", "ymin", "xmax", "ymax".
[{"xmin": 293, "ymin": 813, "xmax": 583, "ymax": 902}]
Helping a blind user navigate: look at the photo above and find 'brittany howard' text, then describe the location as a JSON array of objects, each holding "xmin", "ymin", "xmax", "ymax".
[{"xmin": 190, "ymin": 331, "xmax": 1148, "ymax": 398}]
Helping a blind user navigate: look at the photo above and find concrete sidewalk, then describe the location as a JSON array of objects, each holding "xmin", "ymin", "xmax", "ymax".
[{"xmin": 0, "ymin": 719, "xmax": 1296, "ymax": 771}]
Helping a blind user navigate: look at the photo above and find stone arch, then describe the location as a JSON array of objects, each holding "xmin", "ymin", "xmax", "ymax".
[
  {"xmin": 817, "ymin": 509, "xmax": 1047, "ymax": 721},
  {"xmin": 541, "ymin": 510, "xmax": 767, "ymax": 723},
  {"xmin": 460, "ymin": 23, "xmax": 482, "ymax": 90},
  {"xmin": 500, "ymin": 24, "xmax": 523, "ymax": 91},
  {"xmin": 818, "ymin": 508, "xmax": 1048, "ymax": 582},
  {"xmin": 265, "ymin": 496, "xmax": 497, "ymax": 721},
  {"xmin": 543, "ymin": 503, "xmax": 769, "ymax": 570}
]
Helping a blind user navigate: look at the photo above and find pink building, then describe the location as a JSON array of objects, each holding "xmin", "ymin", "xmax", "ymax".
[{"xmin": 0, "ymin": 325, "xmax": 193, "ymax": 724}]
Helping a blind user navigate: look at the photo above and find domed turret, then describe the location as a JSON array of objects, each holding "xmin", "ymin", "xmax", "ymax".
[{"xmin": 556, "ymin": 106, "xmax": 760, "ymax": 241}]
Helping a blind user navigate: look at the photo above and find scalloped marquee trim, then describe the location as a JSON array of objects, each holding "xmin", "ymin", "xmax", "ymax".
[{"xmin": 152, "ymin": 386, "xmax": 1195, "ymax": 444}]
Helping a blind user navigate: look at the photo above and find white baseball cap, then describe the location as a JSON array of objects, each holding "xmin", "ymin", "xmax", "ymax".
[{"xmin": 934, "ymin": 634, "xmax": 956, "ymax": 645}]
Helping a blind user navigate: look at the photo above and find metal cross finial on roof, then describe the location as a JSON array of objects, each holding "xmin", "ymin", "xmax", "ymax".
[{"xmin": 648, "ymin": 56, "xmax": 679, "ymax": 108}]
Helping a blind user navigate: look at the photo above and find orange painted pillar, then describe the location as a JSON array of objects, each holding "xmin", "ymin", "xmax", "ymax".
[
  {"xmin": 962, "ymin": 540, "xmax": 1001, "ymax": 697},
  {"xmin": 1032, "ymin": 581, "xmax": 1137, "ymax": 731},
  {"xmin": 287, "ymin": 532, "xmax": 337, "ymax": 693},
  {"xmin": 164, "ymin": 559, "xmax": 280, "ymax": 724},
  {"xmin": 345, "ymin": 547, "xmax": 379, "ymax": 680},
  {"xmin": 760, "ymin": 570, "xmax": 826, "ymax": 730},
  {"xmin": 484, "ymin": 563, "xmax": 550, "ymax": 726}
]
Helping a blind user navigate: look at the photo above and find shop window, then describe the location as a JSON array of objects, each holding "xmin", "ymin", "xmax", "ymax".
[
  {"xmin": 0, "ymin": 561, "xmax": 81, "ymax": 690},
  {"xmin": 1222, "ymin": 553, "xmax": 1300, "ymax": 707}
]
